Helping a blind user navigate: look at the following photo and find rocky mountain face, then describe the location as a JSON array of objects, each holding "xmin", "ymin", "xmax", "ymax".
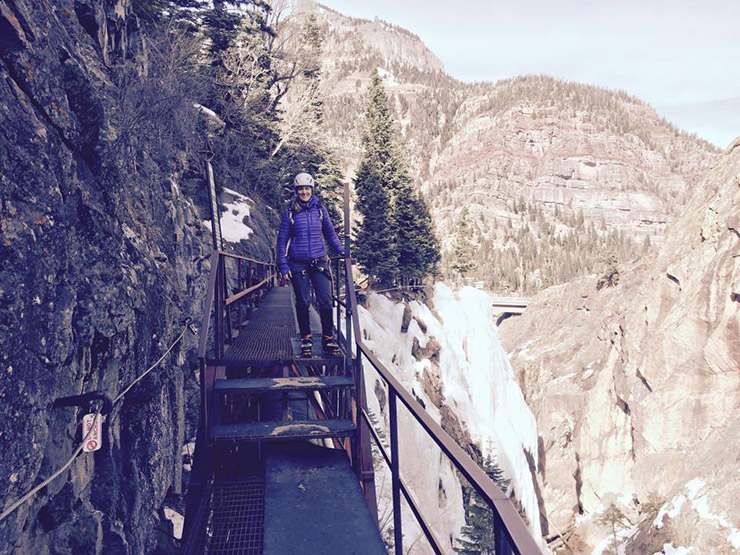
[
  {"xmin": 301, "ymin": 0, "xmax": 444, "ymax": 77},
  {"xmin": 499, "ymin": 139, "xmax": 740, "ymax": 553},
  {"xmin": 293, "ymin": 1, "xmax": 720, "ymax": 293},
  {"xmin": 0, "ymin": 1, "xmax": 272, "ymax": 552}
]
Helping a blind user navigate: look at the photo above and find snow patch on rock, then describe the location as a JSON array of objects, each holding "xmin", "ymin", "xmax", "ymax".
[
  {"xmin": 164, "ymin": 507, "xmax": 184, "ymax": 540},
  {"xmin": 652, "ymin": 478, "xmax": 738, "ymax": 551},
  {"xmin": 727, "ymin": 529, "xmax": 740, "ymax": 549},
  {"xmin": 684, "ymin": 478, "xmax": 705, "ymax": 500},
  {"xmin": 654, "ymin": 494, "xmax": 686, "ymax": 529},
  {"xmin": 656, "ymin": 544, "xmax": 694, "ymax": 555},
  {"xmin": 690, "ymin": 496, "xmax": 730, "ymax": 528},
  {"xmin": 202, "ymin": 187, "xmax": 254, "ymax": 242},
  {"xmin": 377, "ymin": 67, "xmax": 398, "ymax": 85}
]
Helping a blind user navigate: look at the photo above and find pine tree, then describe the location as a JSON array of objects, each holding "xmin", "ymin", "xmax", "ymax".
[
  {"xmin": 314, "ymin": 153, "xmax": 345, "ymax": 229},
  {"xmin": 450, "ymin": 207, "xmax": 477, "ymax": 279},
  {"xmin": 354, "ymin": 158, "xmax": 398, "ymax": 286},
  {"xmin": 202, "ymin": 1, "xmax": 274, "ymax": 58},
  {"xmin": 455, "ymin": 453, "xmax": 511, "ymax": 555},
  {"xmin": 394, "ymin": 172, "xmax": 440, "ymax": 282},
  {"xmin": 202, "ymin": 4, "xmax": 242, "ymax": 55},
  {"xmin": 354, "ymin": 71, "xmax": 399, "ymax": 285},
  {"xmin": 598, "ymin": 503, "xmax": 629, "ymax": 554},
  {"xmin": 354, "ymin": 70, "xmax": 439, "ymax": 286}
]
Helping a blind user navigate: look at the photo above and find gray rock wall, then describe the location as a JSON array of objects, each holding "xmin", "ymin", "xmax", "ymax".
[{"xmin": 0, "ymin": 1, "xmax": 269, "ymax": 552}]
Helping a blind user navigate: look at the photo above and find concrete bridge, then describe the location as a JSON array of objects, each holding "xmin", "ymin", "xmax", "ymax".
[{"xmin": 491, "ymin": 296, "xmax": 531, "ymax": 326}]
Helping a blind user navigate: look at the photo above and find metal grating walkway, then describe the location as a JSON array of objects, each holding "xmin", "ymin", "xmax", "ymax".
[
  {"xmin": 221, "ymin": 287, "xmax": 296, "ymax": 365},
  {"xmin": 188, "ymin": 477, "xmax": 265, "ymax": 555}
]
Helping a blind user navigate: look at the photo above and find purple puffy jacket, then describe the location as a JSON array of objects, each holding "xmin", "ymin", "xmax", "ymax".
[{"xmin": 277, "ymin": 195, "xmax": 344, "ymax": 276}]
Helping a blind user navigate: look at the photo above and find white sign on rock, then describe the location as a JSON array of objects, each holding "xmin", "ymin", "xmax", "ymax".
[{"xmin": 82, "ymin": 413, "xmax": 102, "ymax": 453}]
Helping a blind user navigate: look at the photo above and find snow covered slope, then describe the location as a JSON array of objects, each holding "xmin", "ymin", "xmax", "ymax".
[{"xmin": 358, "ymin": 283, "xmax": 543, "ymax": 549}]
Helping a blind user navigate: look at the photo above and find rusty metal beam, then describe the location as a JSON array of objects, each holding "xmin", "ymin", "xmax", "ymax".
[{"xmin": 225, "ymin": 275, "xmax": 274, "ymax": 306}]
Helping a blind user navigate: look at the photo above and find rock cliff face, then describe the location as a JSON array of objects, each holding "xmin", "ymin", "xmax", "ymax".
[
  {"xmin": 429, "ymin": 80, "xmax": 714, "ymax": 242},
  {"xmin": 499, "ymin": 139, "xmax": 740, "ymax": 552},
  {"xmin": 0, "ymin": 2, "xmax": 270, "ymax": 552},
  {"xmin": 298, "ymin": 1, "xmax": 445, "ymax": 79}
]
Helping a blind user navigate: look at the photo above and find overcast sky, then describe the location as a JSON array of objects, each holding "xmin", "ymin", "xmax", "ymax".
[{"xmin": 315, "ymin": 0, "xmax": 740, "ymax": 148}]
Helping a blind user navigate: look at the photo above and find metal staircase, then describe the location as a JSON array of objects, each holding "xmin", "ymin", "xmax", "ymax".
[{"xmin": 181, "ymin": 183, "xmax": 543, "ymax": 554}]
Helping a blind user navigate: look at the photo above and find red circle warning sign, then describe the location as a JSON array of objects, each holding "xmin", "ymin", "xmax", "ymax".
[{"xmin": 82, "ymin": 413, "xmax": 102, "ymax": 453}]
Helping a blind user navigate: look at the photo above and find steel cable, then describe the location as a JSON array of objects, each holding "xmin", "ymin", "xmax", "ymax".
[
  {"xmin": 0, "ymin": 406, "xmax": 102, "ymax": 523},
  {"xmin": 0, "ymin": 319, "xmax": 193, "ymax": 523}
]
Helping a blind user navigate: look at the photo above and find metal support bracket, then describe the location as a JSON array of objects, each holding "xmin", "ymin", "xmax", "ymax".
[{"xmin": 53, "ymin": 391, "xmax": 113, "ymax": 416}]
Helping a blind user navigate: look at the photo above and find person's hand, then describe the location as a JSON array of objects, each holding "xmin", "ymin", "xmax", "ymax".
[{"xmin": 280, "ymin": 271, "xmax": 292, "ymax": 286}]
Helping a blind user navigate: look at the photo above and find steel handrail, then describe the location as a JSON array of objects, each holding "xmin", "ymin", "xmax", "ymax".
[
  {"xmin": 224, "ymin": 274, "xmax": 275, "ymax": 306},
  {"xmin": 217, "ymin": 250, "xmax": 272, "ymax": 266},
  {"xmin": 360, "ymin": 410, "xmax": 444, "ymax": 554},
  {"xmin": 199, "ymin": 251, "xmax": 275, "ymax": 358},
  {"xmin": 351, "ymin": 332, "xmax": 541, "ymax": 553}
]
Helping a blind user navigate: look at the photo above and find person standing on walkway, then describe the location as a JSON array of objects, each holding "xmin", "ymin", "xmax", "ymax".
[{"xmin": 277, "ymin": 172, "xmax": 345, "ymax": 356}]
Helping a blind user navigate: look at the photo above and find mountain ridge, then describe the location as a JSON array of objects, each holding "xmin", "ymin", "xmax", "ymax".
[{"xmin": 289, "ymin": 0, "xmax": 720, "ymax": 293}]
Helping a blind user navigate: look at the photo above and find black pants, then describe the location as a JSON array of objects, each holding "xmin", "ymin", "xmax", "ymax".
[{"xmin": 289, "ymin": 259, "xmax": 334, "ymax": 338}]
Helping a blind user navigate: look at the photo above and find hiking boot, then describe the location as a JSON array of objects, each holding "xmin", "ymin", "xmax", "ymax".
[
  {"xmin": 322, "ymin": 335, "xmax": 340, "ymax": 356},
  {"xmin": 300, "ymin": 334, "xmax": 313, "ymax": 358}
]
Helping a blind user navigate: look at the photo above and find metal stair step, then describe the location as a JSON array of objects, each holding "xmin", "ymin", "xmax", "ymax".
[
  {"xmin": 214, "ymin": 375, "xmax": 355, "ymax": 395},
  {"xmin": 263, "ymin": 443, "xmax": 386, "ymax": 554},
  {"xmin": 210, "ymin": 419, "xmax": 356, "ymax": 442}
]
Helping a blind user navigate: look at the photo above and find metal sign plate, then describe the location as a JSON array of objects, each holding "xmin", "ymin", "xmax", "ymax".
[{"xmin": 82, "ymin": 413, "xmax": 102, "ymax": 452}]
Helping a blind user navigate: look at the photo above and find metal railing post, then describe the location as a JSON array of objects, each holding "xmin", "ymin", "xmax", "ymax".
[
  {"xmin": 389, "ymin": 389, "xmax": 403, "ymax": 555},
  {"xmin": 345, "ymin": 303, "xmax": 352, "ymax": 377},
  {"xmin": 215, "ymin": 259, "xmax": 224, "ymax": 359},
  {"xmin": 222, "ymin": 256, "xmax": 232, "ymax": 344},
  {"xmin": 353, "ymin": 354, "xmax": 362, "ymax": 475},
  {"xmin": 247, "ymin": 261, "xmax": 254, "ymax": 317},
  {"xmin": 344, "ymin": 261, "xmax": 353, "ymax": 377},
  {"xmin": 237, "ymin": 260, "xmax": 243, "ymax": 334},
  {"xmin": 334, "ymin": 257, "xmax": 341, "ymax": 341},
  {"xmin": 199, "ymin": 357, "xmax": 208, "ymax": 435},
  {"xmin": 494, "ymin": 511, "xmax": 516, "ymax": 555}
]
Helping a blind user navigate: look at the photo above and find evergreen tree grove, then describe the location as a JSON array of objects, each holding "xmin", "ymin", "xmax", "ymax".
[
  {"xmin": 354, "ymin": 70, "xmax": 440, "ymax": 286},
  {"xmin": 450, "ymin": 207, "xmax": 477, "ymax": 279},
  {"xmin": 354, "ymin": 159, "xmax": 399, "ymax": 285},
  {"xmin": 395, "ymin": 177, "xmax": 440, "ymax": 282}
]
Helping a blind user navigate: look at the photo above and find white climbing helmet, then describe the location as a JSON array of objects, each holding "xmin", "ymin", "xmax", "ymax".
[{"xmin": 293, "ymin": 172, "xmax": 315, "ymax": 188}]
